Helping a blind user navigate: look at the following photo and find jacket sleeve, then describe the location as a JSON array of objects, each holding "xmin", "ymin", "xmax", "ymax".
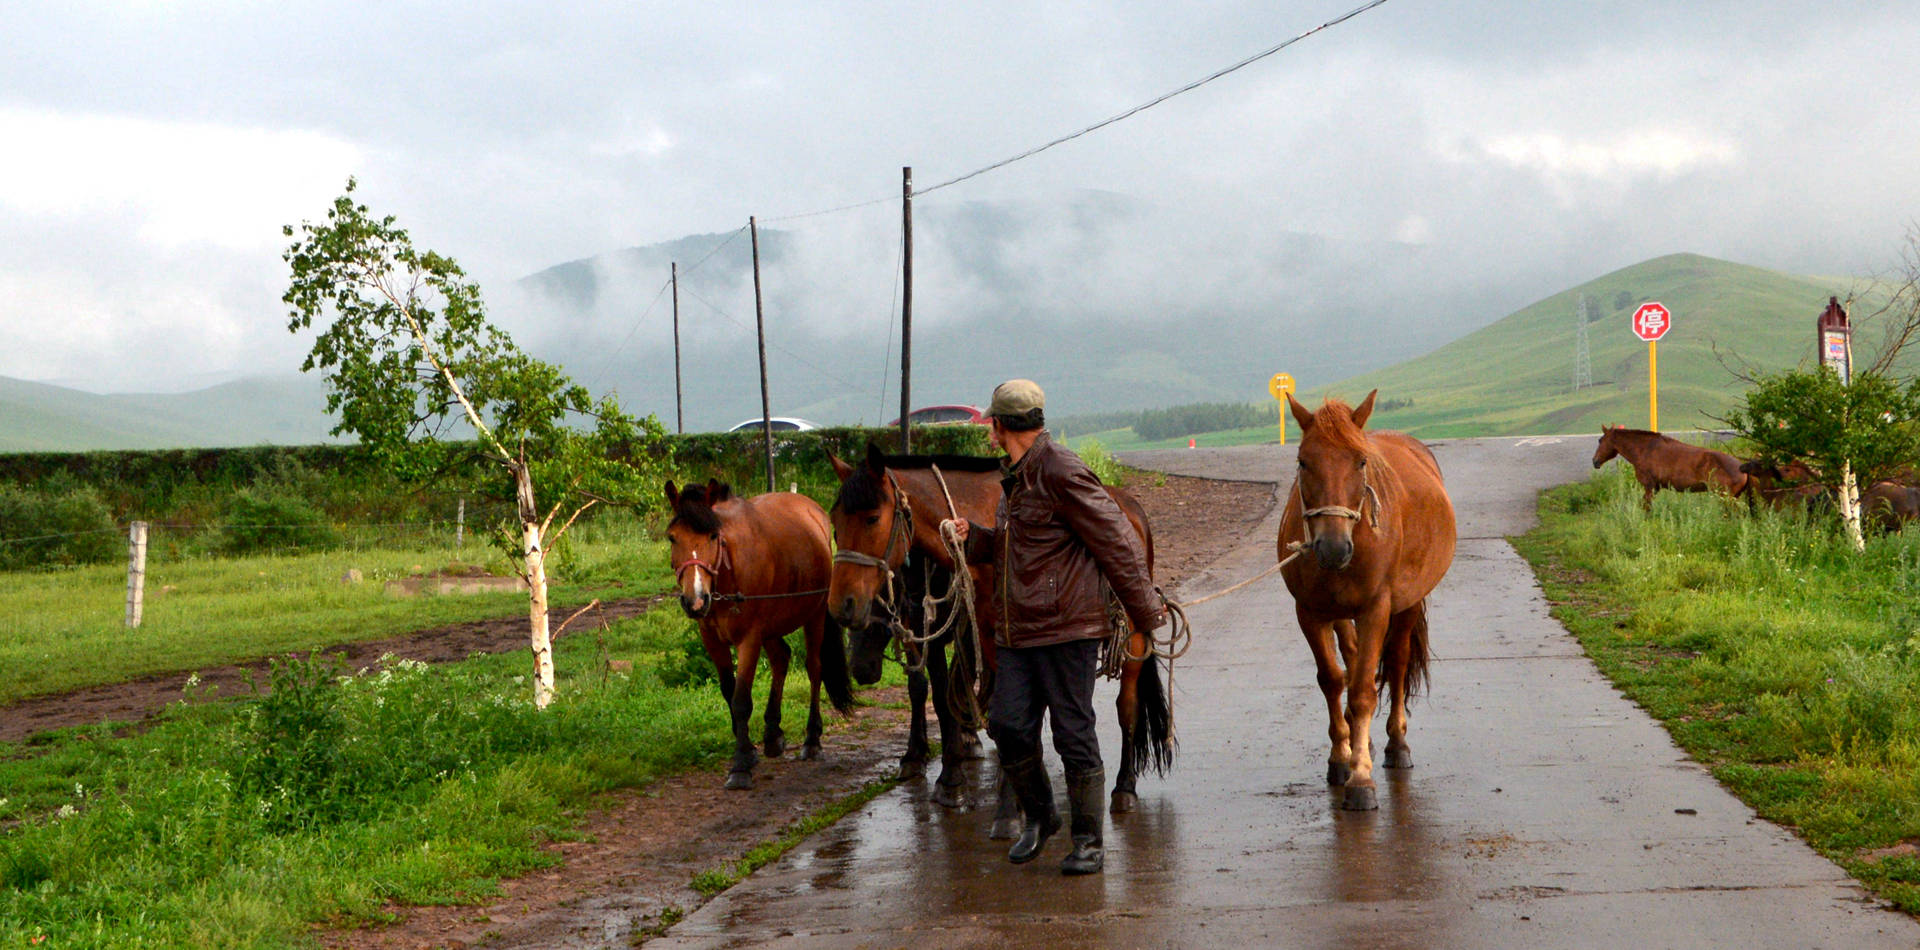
[
  {"xmin": 1050, "ymin": 460, "xmax": 1164, "ymax": 632},
  {"xmin": 963, "ymin": 519, "xmax": 997, "ymax": 566}
]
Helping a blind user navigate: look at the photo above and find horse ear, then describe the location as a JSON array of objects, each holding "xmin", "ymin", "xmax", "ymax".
[
  {"xmin": 864, "ymin": 442, "xmax": 887, "ymax": 474},
  {"xmin": 1286, "ymin": 393, "xmax": 1315, "ymax": 432},
  {"xmin": 1352, "ymin": 390, "xmax": 1378, "ymax": 429},
  {"xmin": 706, "ymin": 477, "xmax": 731, "ymax": 502},
  {"xmin": 664, "ymin": 480, "xmax": 679, "ymax": 506},
  {"xmin": 829, "ymin": 454, "xmax": 854, "ymax": 481}
]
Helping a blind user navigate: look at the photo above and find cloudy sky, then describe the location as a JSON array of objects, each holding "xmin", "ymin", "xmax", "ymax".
[{"xmin": 3, "ymin": 0, "xmax": 1917, "ymax": 396}]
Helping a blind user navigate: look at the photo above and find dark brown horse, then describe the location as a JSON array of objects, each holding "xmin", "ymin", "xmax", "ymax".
[
  {"xmin": 828, "ymin": 444, "xmax": 1175, "ymax": 819},
  {"xmin": 1280, "ymin": 391, "xmax": 1456, "ymax": 811},
  {"xmin": 1593, "ymin": 425, "xmax": 1747, "ymax": 509},
  {"xmin": 1863, "ymin": 481, "xmax": 1920, "ymax": 534},
  {"xmin": 1738, "ymin": 458, "xmax": 1827, "ymax": 513},
  {"xmin": 665, "ymin": 479, "xmax": 854, "ymax": 790}
]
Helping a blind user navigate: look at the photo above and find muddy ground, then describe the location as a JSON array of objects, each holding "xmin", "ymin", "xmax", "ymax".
[{"xmin": 1, "ymin": 471, "xmax": 1279, "ymax": 949}]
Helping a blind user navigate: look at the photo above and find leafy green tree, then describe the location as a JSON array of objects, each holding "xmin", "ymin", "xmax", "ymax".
[
  {"xmin": 1726, "ymin": 367, "xmax": 1920, "ymax": 550},
  {"xmin": 284, "ymin": 179, "xmax": 668, "ymax": 706}
]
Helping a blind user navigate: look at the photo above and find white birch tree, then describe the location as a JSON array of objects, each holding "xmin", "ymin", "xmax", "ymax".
[{"xmin": 283, "ymin": 179, "xmax": 667, "ymax": 706}]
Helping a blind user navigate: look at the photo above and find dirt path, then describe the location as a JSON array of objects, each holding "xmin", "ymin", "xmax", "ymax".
[{"xmin": 1, "ymin": 472, "xmax": 1279, "ymax": 950}]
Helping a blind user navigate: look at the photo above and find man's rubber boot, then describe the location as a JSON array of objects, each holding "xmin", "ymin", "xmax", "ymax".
[
  {"xmin": 1060, "ymin": 767, "xmax": 1106, "ymax": 875},
  {"xmin": 1003, "ymin": 754, "xmax": 1060, "ymax": 864}
]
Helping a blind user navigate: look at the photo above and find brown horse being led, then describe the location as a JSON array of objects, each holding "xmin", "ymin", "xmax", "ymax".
[
  {"xmin": 665, "ymin": 479, "xmax": 854, "ymax": 790},
  {"xmin": 828, "ymin": 444, "xmax": 1175, "ymax": 822},
  {"xmin": 1592, "ymin": 425, "xmax": 1747, "ymax": 509},
  {"xmin": 1280, "ymin": 391, "xmax": 1456, "ymax": 811}
]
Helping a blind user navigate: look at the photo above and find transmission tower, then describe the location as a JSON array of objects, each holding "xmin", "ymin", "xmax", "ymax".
[{"xmin": 1571, "ymin": 294, "xmax": 1594, "ymax": 392}]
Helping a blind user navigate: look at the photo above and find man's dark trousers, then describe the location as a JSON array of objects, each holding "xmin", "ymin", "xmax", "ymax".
[{"xmin": 987, "ymin": 639, "xmax": 1102, "ymax": 772}]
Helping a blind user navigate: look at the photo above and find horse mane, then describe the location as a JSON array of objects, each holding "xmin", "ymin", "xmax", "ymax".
[
  {"xmin": 834, "ymin": 452, "xmax": 999, "ymax": 515},
  {"xmin": 670, "ymin": 481, "xmax": 728, "ymax": 534},
  {"xmin": 1605, "ymin": 426, "xmax": 1664, "ymax": 440},
  {"xmin": 1311, "ymin": 399, "xmax": 1388, "ymax": 468}
]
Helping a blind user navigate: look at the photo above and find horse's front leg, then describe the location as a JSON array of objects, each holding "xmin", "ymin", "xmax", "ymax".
[
  {"xmin": 926, "ymin": 641, "xmax": 967, "ymax": 808},
  {"xmin": 901, "ymin": 665, "xmax": 930, "ymax": 778},
  {"xmin": 725, "ymin": 635, "xmax": 765, "ymax": 790},
  {"xmin": 1297, "ymin": 610, "xmax": 1351, "ymax": 787},
  {"xmin": 1111, "ymin": 631, "xmax": 1145, "ymax": 814},
  {"xmin": 1340, "ymin": 600, "xmax": 1393, "ymax": 811},
  {"xmin": 761, "ymin": 633, "xmax": 792, "ymax": 760}
]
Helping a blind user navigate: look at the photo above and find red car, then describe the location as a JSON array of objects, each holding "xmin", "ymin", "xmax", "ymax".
[{"xmin": 890, "ymin": 404, "xmax": 988, "ymax": 427}]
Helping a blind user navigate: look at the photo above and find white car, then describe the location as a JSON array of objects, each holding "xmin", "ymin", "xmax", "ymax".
[{"xmin": 727, "ymin": 416, "xmax": 821, "ymax": 433}]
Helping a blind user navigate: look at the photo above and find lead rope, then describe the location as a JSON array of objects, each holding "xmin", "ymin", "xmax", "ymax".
[{"xmin": 926, "ymin": 464, "xmax": 987, "ymax": 731}]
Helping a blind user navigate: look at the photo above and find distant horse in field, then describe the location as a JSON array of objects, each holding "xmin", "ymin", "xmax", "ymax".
[
  {"xmin": 1863, "ymin": 482, "xmax": 1920, "ymax": 534},
  {"xmin": 665, "ymin": 479, "xmax": 854, "ymax": 790},
  {"xmin": 829, "ymin": 444, "xmax": 1175, "ymax": 821},
  {"xmin": 1279, "ymin": 391, "xmax": 1456, "ymax": 811},
  {"xmin": 1592, "ymin": 425, "xmax": 1747, "ymax": 509},
  {"xmin": 1738, "ymin": 459, "xmax": 1828, "ymax": 514}
]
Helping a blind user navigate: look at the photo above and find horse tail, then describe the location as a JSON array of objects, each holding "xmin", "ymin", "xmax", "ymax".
[
  {"xmin": 1379, "ymin": 599, "xmax": 1433, "ymax": 700},
  {"xmin": 818, "ymin": 612, "xmax": 856, "ymax": 715},
  {"xmin": 1130, "ymin": 654, "xmax": 1177, "ymax": 777}
]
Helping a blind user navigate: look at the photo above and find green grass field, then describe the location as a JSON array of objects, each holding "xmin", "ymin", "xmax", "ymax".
[{"xmin": 1517, "ymin": 466, "xmax": 1920, "ymax": 913}]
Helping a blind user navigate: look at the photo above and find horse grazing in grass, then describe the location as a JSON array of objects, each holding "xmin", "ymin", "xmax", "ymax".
[
  {"xmin": 665, "ymin": 479, "xmax": 854, "ymax": 790},
  {"xmin": 1280, "ymin": 391, "xmax": 1456, "ymax": 811},
  {"xmin": 829, "ymin": 444, "xmax": 1175, "ymax": 820},
  {"xmin": 1593, "ymin": 425, "xmax": 1747, "ymax": 509},
  {"xmin": 1738, "ymin": 459, "xmax": 1828, "ymax": 513},
  {"xmin": 1863, "ymin": 482, "xmax": 1920, "ymax": 534}
]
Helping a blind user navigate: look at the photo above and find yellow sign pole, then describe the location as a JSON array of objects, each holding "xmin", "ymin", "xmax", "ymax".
[
  {"xmin": 1648, "ymin": 339, "xmax": 1659, "ymax": 431},
  {"xmin": 1268, "ymin": 372, "xmax": 1296, "ymax": 446}
]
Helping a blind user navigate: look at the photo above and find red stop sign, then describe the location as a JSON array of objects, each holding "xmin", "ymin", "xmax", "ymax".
[{"xmin": 1631, "ymin": 301, "xmax": 1672, "ymax": 342}]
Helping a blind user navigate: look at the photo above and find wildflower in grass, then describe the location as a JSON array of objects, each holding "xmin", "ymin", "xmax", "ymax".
[{"xmin": 55, "ymin": 804, "xmax": 76, "ymax": 819}]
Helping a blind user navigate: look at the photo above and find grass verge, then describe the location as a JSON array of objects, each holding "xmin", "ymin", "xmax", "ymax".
[
  {"xmin": 1515, "ymin": 465, "xmax": 1920, "ymax": 913},
  {"xmin": 688, "ymin": 775, "xmax": 899, "ymax": 898}
]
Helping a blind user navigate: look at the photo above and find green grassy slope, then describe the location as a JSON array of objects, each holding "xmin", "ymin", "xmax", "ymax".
[
  {"xmin": 0, "ymin": 375, "xmax": 341, "ymax": 452},
  {"xmin": 1319, "ymin": 253, "xmax": 1856, "ymax": 437}
]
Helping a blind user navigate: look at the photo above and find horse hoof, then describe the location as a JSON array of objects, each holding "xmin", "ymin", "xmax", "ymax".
[
  {"xmin": 957, "ymin": 732, "xmax": 986, "ymax": 760},
  {"xmin": 1342, "ymin": 784, "xmax": 1378, "ymax": 811},
  {"xmin": 898, "ymin": 757, "xmax": 926, "ymax": 779},
  {"xmin": 932, "ymin": 781, "xmax": 964, "ymax": 809},
  {"xmin": 801, "ymin": 742, "xmax": 821, "ymax": 761},
  {"xmin": 988, "ymin": 817, "xmax": 1021, "ymax": 840},
  {"xmin": 763, "ymin": 735, "xmax": 786, "ymax": 758},
  {"xmin": 1110, "ymin": 790, "xmax": 1138, "ymax": 814},
  {"xmin": 1385, "ymin": 748, "xmax": 1413, "ymax": 769},
  {"xmin": 724, "ymin": 770, "xmax": 754, "ymax": 791},
  {"xmin": 1326, "ymin": 762, "xmax": 1352, "ymax": 787}
]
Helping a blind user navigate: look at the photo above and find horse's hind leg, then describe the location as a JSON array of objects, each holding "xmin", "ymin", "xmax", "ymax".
[
  {"xmin": 800, "ymin": 616, "xmax": 826, "ymax": 760},
  {"xmin": 761, "ymin": 634, "xmax": 791, "ymax": 759},
  {"xmin": 1110, "ymin": 635, "xmax": 1144, "ymax": 814},
  {"xmin": 901, "ymin": 666, "xmax": 930, "ymax": 778},
  {"xmin": 725, "ymin": 635, "xmax": 765, "ymax": 790},
  {"xmin": 1382, "ymin": 608, "xmax": 1417, "ymax": 770},
  {"xmin": 1299, "ymin": 611, "xmax": 1352, "ymax": 787}
]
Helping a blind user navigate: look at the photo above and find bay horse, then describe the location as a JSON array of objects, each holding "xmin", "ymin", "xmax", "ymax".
[
  {"xmin": 664, "ymin": 479, "xmax": 854, "ymax": 790},
  {"xmin": 1593, "ymin": 425, "xmax": 1747, "ymax": 509},
  {"xmin": 1280, "ymin": 391, "xmax": 1456, "ymax": 811},
  {"xmin": 1738, "ymin": 458, "xmax": 1827, "ymax": 514},
  {"xmin": 829, "ymin": 444, "xmax": 1175, "ymax": 819}
]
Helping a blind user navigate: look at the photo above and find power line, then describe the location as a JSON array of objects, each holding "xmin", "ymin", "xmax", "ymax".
[
  {"xmin": 677, "ymin": 284, "xmax": 869, "ymax": 393},
  {"xmin": 915, "ymin": 0, "xmax": 1392, "ymax": 197},
  {"xmin": 586, "ymin": 276, "xmax": 673, "ymax": 392}
]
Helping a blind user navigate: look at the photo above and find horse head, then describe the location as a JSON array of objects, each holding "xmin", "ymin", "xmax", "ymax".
[
  {"xmin": 1593, "ymin": 425, "xmax": 1620, "ymax": 468},
  {"xmin": 1287, "ymin": 389, "xmax": 1379, "ymax": 572},
  {"xmin": 827, "ymin": 445, "xmax": 911, "ymax": 632},
  {"xmin": 664, "ymin": 478, "xmax": 732, "ymax": 618}
]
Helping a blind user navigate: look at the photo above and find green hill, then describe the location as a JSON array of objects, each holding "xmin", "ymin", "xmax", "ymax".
[
  {"xmin": 1319, "ymin": 253, "xmax": 1859, "ymax": 438},
  {"xmin": 0, "ymin": 376, "xmax": 341, "ymax": 452}
]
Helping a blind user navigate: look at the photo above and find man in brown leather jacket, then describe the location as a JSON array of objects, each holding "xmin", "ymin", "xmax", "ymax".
[{"xmin": 952, "ymin": 379, "xmax": 1164, "ymax": 875}]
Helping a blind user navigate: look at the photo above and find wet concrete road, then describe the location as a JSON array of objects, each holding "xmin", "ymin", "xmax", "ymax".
[{"xmin": 654, "ymin": 437, "xmax": 1919, "ymax": 949}]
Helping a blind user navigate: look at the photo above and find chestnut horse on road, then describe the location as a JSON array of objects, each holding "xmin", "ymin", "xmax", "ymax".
[
  {"xmin": 1280, "ymin": 391, "xmax": 1456, "ymax": 811},
  {"xmin": 1593, "ymin": 425, "xmax": 1747, "ymax": 509},
  {"xmin": 665, "ymin": 479, "xmax": 854, "ymax": 790}
]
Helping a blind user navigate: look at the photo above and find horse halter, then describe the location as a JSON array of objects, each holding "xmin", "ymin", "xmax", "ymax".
[
  {"xmin": 674, "ymin": 536, "xmax": 730, "ymax": 588},
  {"xmin": 832, "ymin": 471, "xmax": 914, "ymax": 583},
  {"xmin": 1298, "ymin": 474, "xmax": 1383, "ymax": 545}
]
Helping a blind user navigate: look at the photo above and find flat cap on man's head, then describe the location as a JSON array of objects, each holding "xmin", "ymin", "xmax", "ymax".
[{"xmin": 987, "ymin": 379, "xmax": 1045, "ymax": 418}]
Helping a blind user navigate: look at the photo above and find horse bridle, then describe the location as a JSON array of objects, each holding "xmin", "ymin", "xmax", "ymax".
[
  {"xmin": 832, "ymin": 471, "xmax": 915, "ymax": 585},
  {"xmin": 1297, "ymin": 472, "xmax": 1383, "ymax": 546},
  {"xmin": 673, "ymin": 536, "xmax": 730, "ymax": 595}
]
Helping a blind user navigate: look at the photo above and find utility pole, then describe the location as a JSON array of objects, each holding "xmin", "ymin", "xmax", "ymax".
[
  {"xmin": 671, "ymin": 261, "xmax": 683, "ymax": 434},
  {"xmin": 750, "ymin": 217, "xmax": 774, "ymax": 493},
  {"xmin": 899, "ymin": 166, "xmax": 913, "ymax": 453}
]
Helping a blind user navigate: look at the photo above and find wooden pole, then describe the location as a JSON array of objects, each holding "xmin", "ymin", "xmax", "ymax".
[
  {"xmin": 751, "ymin": 216, "xmax": 774, "ymax": 493},
  {"xmin": 124, "ymin": 520, "xmax": 148, "ymax": 628},
  {"xmin": 671, "ymin": 261, "xmax": 684, "ymax": 434},
  {"xmin": 900, "ymin": 166, "xmax": 913, "ymax": 454}
]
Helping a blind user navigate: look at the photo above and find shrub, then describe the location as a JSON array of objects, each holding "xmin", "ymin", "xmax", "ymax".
[
  {"xmin": 220, "ymin": 489, "xmax": 339, "ymax": 554},
  {"xmin": 0, "ymin": 481, "xmax": 120, "ymax": 569},
  {"xmin": 236, "ymin": 654, "xmax": 348, "ymax": 831},
  {"xmin": 1076, "ymin": 439, "xmax": 1125, "ymax": 486}
]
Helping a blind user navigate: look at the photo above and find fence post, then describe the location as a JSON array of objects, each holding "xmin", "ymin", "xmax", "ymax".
[
  {"xmin": 125, "ymin": 521, "xmax": 149, "ymax": 628},
  {"xmin": 456, "ymin": 498, "xmax": 466, "ymax": 547}
]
